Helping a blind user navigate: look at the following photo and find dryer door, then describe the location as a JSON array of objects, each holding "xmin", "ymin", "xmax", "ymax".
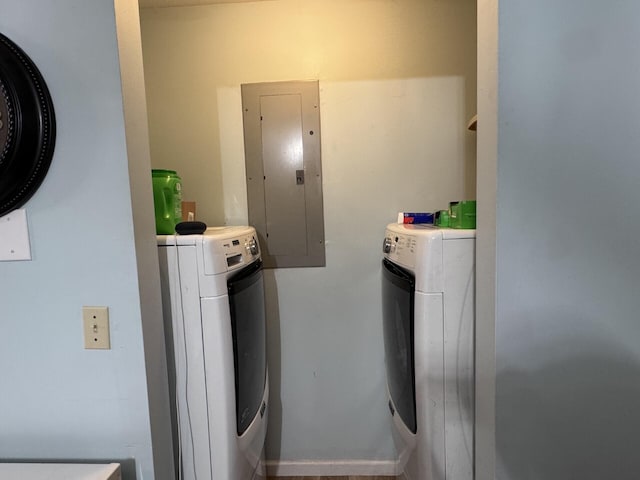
[
  {"xmin": 228, "ymin": 259, "xmax": 267, "ymax": 436},
  {"xmin": 382, "ymin": 258, "xmax": 416, "ymax": 434}
]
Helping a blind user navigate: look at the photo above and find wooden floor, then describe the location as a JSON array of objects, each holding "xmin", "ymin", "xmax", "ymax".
[{"xmin": 267, "ymin": 477, "xmax": 397, "ymax": 480}]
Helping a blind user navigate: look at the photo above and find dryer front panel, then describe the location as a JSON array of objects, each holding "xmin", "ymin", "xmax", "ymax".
[
  {"xmin": 228, "ymin": 260, "xmax": 267, "ymax": 436},
  {"xmin": 381, "ymin": 258, "xmax": 416, "ymax": 434}
]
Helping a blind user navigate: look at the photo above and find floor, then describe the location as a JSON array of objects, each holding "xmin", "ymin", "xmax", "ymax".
[{"xmin": 267, "ymin": 477, "xmax": 397, "ymax": 480}]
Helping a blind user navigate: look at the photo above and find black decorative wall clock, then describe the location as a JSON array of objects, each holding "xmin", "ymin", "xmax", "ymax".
[{"xmin": 0, "ymin": 33, "xmax": 56, "ymax": 217}]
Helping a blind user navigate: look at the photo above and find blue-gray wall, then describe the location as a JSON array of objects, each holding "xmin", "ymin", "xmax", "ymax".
[
  {"xmin": 480, "ymin": 1, "xmax": 640, "ymax": 478},
  {"xmin": 0, "ymin": 1, "xmax": 172, "ymax": 478}
]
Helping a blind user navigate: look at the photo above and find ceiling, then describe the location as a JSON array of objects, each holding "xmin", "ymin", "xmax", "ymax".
[{"xmin": 139, "ymin": 0, "xmax": 272, "ymax": 7}]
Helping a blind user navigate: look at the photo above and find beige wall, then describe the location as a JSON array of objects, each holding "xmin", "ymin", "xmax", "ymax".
[
  {"xmin": 141, "ymin": 0, "xmax": 476, "ymax": 472},
  {"xmin": 141, "ymin": 0, "xmax": 476, "ymax": 224}
]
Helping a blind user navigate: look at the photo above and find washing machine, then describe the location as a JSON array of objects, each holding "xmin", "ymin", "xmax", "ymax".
[
  {"xmin": 381, "ymin": 223, "xmax": 475, "ymax": 480},
  {"xmin": 157, "ymin": 226, "xmax": 268, "ymax": 480}
]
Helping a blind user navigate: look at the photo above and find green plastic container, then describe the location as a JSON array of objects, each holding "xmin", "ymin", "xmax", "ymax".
[
  {"xmin": 449, "ymin": 200, "xmax": 476, "ymax": 229},
  {"xmin": 152, "ymin": 169, "xmax": 182, "ymax": 234},
  {"xmin": 435, "ymin": 209, "xmax": 451, "ymax": 227}
]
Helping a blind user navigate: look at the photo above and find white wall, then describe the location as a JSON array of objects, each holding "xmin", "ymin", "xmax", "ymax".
[
  {"xmin": 114, "ymin": 0, "xmax": 176, "ymax": 477},
  {"xmin": 475, "ymin": 0, "xmax": 497, "ymax": 478},
  {"xmin": 141, "ymin": 0, "xmax": 476, "ymax": 473},
  {"xmin": 476, "ymin": 0, "xmax": 640, "ymax": 478},
  {"xmin": 0, "ymin": 1, "xmax": 172, "ymax": 479}
]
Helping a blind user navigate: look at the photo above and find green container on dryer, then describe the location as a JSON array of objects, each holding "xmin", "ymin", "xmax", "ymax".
[
  {"xmin": 435, "ymin": 209, "xmax": 451, "ymax": 227},
  {"xmin": 152, "ymin": 169, "xmax": 182, "ymax": 234},
  {"xmin": 449, "ymin": 200, "xmax": 476, "ymax": 229}
]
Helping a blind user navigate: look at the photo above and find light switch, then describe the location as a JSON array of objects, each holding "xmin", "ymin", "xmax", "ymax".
[{"xmin": 82, "ymin": 306, "xmax": 110, "ymax": 349}]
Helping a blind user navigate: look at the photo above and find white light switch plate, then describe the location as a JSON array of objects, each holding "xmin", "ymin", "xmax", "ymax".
[
  {"xmin": 0, "ymin": 209, "xmax": 32, "ymax": 261},
  {"xmin": 83, "ymin": 306, "xmax": 111, "ymax": 350}
]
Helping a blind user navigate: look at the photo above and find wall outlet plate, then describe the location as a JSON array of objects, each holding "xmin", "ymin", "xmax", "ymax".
[
  {"xmin": 0, "ymin": 209, "xmax": 32, "ymax": 261},
  {"xmin": 82, "ymin": 306, "xmax": 110, "ymax": 350}
]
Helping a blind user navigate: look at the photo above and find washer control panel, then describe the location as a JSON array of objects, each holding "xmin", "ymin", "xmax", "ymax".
[
  {"xmin": 198, "ymin": 226, "xmax": 262, "ymax": 276},
  {"xmin": 246, "ymin": 237, "xmax": 259, "ymax": 256},
  {"xmin": 383, "ymin": 231, "xmax": 418, "ymax": 270},
  {"xmin": 382, "ymin": 223, "xmax": 475, "ymax": 292},
  {"xmin": 222, "ymin": 233, "xmax": 260, "ymax": 269}
]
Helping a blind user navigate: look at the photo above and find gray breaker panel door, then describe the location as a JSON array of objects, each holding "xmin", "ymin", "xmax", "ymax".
[{"xmin": 241, "ymin": 80, "xmax": 325, "ymax": 268}]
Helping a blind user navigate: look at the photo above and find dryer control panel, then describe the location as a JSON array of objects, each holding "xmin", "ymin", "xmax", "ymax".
[
  {"xmin": 201, "ymin": 227, "xmax": 261, "ymax": 276},
  {"xmin": 219, "ymin": 233, "xmax": 260, "ymax": 270},
  {"xmin": 382, "ymin": 232, "xmax": 418, "ymax": 270},
  {"xmin": 383, "ymin": 223, "xmax": 476, "ymax": 293},
  {"xmin": 383, "ymin": 223, "xmax": 444, "ymax": 291}
]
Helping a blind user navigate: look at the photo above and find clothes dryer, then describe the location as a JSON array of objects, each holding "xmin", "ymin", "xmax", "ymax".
[
  {"xmin": 381, "ymin": 224, "xmax": 475, "ymax": 480},
  {"xmin": 158, "ymin": 226, "xmax": 268, "ymax": 480}
]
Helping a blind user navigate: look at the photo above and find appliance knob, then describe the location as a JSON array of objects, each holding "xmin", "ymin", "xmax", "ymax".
[
  {"xmin": 382, "ymin": 237, "xmax": 392, "ymax": 254},
  {"xmin": 247, "ymin": 239, "xmax": 259, "ymax": 256}
]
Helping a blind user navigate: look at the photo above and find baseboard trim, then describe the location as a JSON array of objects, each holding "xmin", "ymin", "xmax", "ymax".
[{"xmin": 263, "ymin": 459, "xmax": 399, "ymax": 477}]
